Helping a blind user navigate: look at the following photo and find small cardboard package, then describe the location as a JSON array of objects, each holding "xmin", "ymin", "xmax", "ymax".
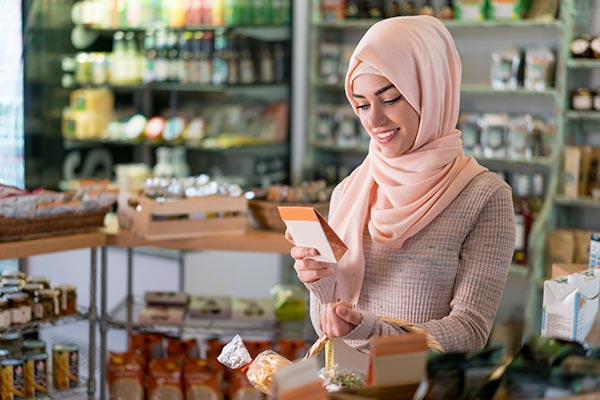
[
  {"xmin": 551, "ymin": 263, "xmax": 589, "ymax": 279},
  {"xmin": 542, "ymin": 267, "xmax": 600, "ymax": 344},
  {"xmin": 367, "ymin": 333, "xmax": 428, "ymax": 388}
]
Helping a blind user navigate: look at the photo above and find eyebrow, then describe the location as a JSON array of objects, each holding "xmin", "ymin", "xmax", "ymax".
[{"xmin": 352, "ymin": 83, "xmax": 396, "ymax": 99}]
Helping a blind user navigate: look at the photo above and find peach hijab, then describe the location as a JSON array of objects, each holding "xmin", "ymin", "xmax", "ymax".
[{"xmin": 329, "ymin": 16, "xmax": 487, "ymax": 306}]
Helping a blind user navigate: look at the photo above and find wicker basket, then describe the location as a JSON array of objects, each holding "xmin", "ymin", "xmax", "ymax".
[
  {"xmin": 248, "ymin": 199, "xmax": 330, "ymax": 231},
  {"xmin": 0, "ymin": 207, "xmax": 111, "ymax": 242}
]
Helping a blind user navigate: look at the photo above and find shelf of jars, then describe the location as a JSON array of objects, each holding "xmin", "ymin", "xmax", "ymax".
[
  {"xmin": 554, "ymin": 196, "xmax": 600, "ymax": 208},
  {"xmin": 312, "ymin": 18, "xmax": 563, "ymax": 30},
  {"xmin": 0, "ymin": 307, "xmax": 89, "ymax": 336},
  {"xmin": 106, "ymin": 297, "xmax": 303, "ymax": 339}
]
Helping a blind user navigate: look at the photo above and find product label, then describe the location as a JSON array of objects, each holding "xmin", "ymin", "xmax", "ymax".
[
  {"xmin": 590, "ymin": 236, "xmax": 600, "ymax": 269},
  {"xmin": 0, "ymin": 310, "xmax": 10, "ymax": 329},
  {"xmin": 11, "ymin": 305, "xmax": 31, "ymax": 325}
]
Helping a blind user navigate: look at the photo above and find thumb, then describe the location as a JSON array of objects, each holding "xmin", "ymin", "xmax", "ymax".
[{"xmin": 336, "ymin": 305, "xmax": 361, "ymax": 326}]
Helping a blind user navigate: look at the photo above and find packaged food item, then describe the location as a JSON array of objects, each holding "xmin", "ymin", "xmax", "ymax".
[
  {"xmin": 148, "ymin": 358, "xmax": 184, "ymax": 400},
  {"xmin": 271, "ymin": 284, "xmax": 307, "ymax": 322},
  {"xmin": 572, "ymin": 88, "xmax": 593, "ymax": 111},
  {"xmin": 7, "ymin": 293, "xmax": 31, "ymax": 326},
  {"xmin": 23, "ymin": 353, "xmax": 48, "ymax": 398},
  {"xmin": 0, "ymin": 359, "xmax": 25, "ymax": 400},
  {"xmin": 524, "ymin": 47, "xmax": 555, "ymax": 91},
  {"xmin": 458, "ymin": 113, "xmax": 482, "ymax": 156},
  {"xmin": 188, "ymin": 296, "xmax": 232, "ymax": 319},
  {"xmin": 277, "ymin": 339, "xmax": 306, "ymax": 362},
  {"xmin": 26, "ymin": 276, "xmax": 50, "ymax": 289},
  {"xmin": 480, "ymin": 113, "xmax": 509, "ymax": 158},
  {"xmin": 0, "ymin": 334, "xmax": 21, "ymax": 359},
  {"xmin": 218, "ymin": 335, "xmax": 291, "ymax": 395},
  {"xmin": 0, "ymin": 298, "xmax": 10, "ymax": 329},
  {"xmin": 491, "ymin": 49, "xmax": 521, "ymax": 90},
  {"xmin": 166, "ymin": 337, "xmax": 200, "ymax": 359},
  {"xmin": 21, "ymin": 340, "xmax": 46, "ymax": 356},
  {"xmin": 487, "ymin": 0, "xmax": 525, "ymax": 20},
  {"xmin": 55, "ymin": 284, "xmax": 77, "ymax": 316},
  {"xmin": 52, "ymin": 343, "xmax": 79, "ymax": 390},
  {"xmin": 34, "ymin": 289, "xmax": 60, "ymax": 320},
  {"xmin": 453, "ymin": 0, "xmax": 487, "ymax": 21},
  {"xmin": 129, "ymin": 333, "xmax": 164, "ymax": 367},
  {"xmin": 229, "ymin": 369, "xmax": 263, "ymax": 400},
  {"xmin": 590, "ymin": 232, "xmax": 600, "ymax": 269},
  {"xmin": 570, "ymin": 34, "xmax": 593, "ymax": 58},
  {"xmin": 507, "ymin": 114, "xmax": 533, "ymax": 160},
  {"xmin": 183, "ymin": 359, "xmax": 221, "ymax": 400},
  {"xmin": 108, "ymin": 352, "xmax": 144, "ymax": 400}
]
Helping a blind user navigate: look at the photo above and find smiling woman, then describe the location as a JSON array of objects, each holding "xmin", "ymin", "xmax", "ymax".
[{"xmin": 286, "ymin": 15, "xmax": 516, "ymax": 354}]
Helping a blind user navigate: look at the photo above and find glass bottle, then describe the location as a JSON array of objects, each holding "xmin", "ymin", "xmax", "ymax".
[
  {"xmin": 167, "ymin": 31, "xmax": 179, "ymax": 82},
  {"xmin": 154, "ymin": 29, "xmax": 169, "ymax": 83},
  {"xmin": 143, "ymin": 29, "xmax": 157, "ymax": 84},
  {"xmin": 226, "ymin": 35, "xmax": 239, "ymax": 85},
  {"xmin": 179, "ymin": 31, "xmax": 193, "ymax": 83},
  {"xmin": 198, "ymin": 31, "xmax": 214, "ymax": 85},
  {"xmin": 239, "ymin": 37, "xmax": 255, "ymax": 85},
  {"xmin": 529, "ymin": 173, "xmax": 544, "ymax": 222},
  {"xmin": 154, "ymin": 147, "xmax": 175, "ymax": 177},
  {"xmin": 212, "ymin": 31, "xmax": 228, "ymax": 85},
  {"xmin": 513, "ymin": 174, "xmax": 531, "ymax": 265}
]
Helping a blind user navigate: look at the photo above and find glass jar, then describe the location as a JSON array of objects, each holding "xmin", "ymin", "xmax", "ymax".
[
  {"xmin": 2, "ymin": 278, "xmax": 24, "ymax": 289},
  {"xmin": 0, "ymin": 349, "xmax": 9, "ymax": 361},
  {"xmin": 1, "ymin": 271, "xmax": 25, "ymax": 281},
  {"xmin": 34, "ymin": 290, "xmax": 59, "ymax": 320},
  {"xmin": 26, "ymin": 276, "xmax": 51, "ymax": 290},
  {"xmin": 21, "ymin": 340, "xmax": 46, "ymax": 356},
  {"xmin": 0, "ymin": 287, "xmax": 20, "ymax": 298},
  {"xmin": 22, "ymin": 284, "xmax": 42, "ymax": 321},
  {"xmin": 572, "ymin": 88, "xmax": 593, "ymax": 110},
  {"xmin": 0, "ymin": 333, "xmax": 22, "ymax": 358},
  {"xmin": 55, "ymin": 285, "xmax": 77, "ymax": 316},
  {"xmin": 7, "ymin": 293, "xmax": 32, "ymax": 325},
  {"xmin": 0, "ymin": 297, "xmax": 10, "ymax": 329}
]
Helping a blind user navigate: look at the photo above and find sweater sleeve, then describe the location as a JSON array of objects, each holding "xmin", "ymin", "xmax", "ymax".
[{"xmin": 339, "ymin": 183, "xmax": 516, "ymax": 353}]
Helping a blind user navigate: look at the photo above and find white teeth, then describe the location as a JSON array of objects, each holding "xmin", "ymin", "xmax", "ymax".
[{"xmin": 376, "ymin": 129, "xmax": 397, "ymax": 139}]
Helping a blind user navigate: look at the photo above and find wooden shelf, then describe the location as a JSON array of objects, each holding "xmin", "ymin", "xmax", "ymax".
[
  {"xmin": 106, "ymin": 228, "xmax": 292, "ymax": 254},
  {"xmin": 554, "ymin": 196, "xmax": 600, "ymax": 208},
  {"xmin": 566, "ymin": 59, "xmax": 600, "ymax": 69},
  {"xmin": 0, "ymin": 231, "xmax": 106, "ymax": 260}
]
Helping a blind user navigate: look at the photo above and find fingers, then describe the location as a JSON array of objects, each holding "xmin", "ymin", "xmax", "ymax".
[
  {"xmin": 294, "ymin": 259, "xmax": 334, "ymax": 283},
  {"xmin": 290, "ymin": 246, "xmax": 319, "ymax": 260},
  {"xmin": 319, "ymin": 302, "xmax": 360, "ymax": 338}
]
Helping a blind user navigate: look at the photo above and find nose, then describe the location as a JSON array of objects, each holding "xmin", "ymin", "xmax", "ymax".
[{"xmin": 365, "ymin": 104, "xmax": 387, "ymax": 127}]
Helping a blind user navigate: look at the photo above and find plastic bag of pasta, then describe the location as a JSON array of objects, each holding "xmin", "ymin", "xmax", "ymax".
[{"xmin": 217, "ymin": 334, "xmax": 292, "ymax": 395}]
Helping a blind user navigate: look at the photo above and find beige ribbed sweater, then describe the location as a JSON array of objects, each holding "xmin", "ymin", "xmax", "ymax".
[{"xmin": 306, "ymin": 171, "xmax": 516, "ymax": 353}]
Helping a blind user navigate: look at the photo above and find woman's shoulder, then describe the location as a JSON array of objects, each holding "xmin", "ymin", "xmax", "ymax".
[{"xmin": 458, "ymin": 171, "xmax": 513, "ymax": 205}]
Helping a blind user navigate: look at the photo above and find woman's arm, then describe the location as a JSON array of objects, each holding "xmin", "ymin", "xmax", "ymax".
[{"xmin": 339, "ymin": 184, "xmax": 516, "ymax": 353}]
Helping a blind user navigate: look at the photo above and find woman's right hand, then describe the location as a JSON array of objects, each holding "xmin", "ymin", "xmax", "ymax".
[{"xmin": 286, "ymin": 229, "xmax": 335, "ymax": 284}]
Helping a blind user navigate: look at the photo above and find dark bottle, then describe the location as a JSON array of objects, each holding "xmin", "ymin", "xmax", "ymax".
[
  {"xmin": 437, "ymin": 0, "xmax": 454, "ymax": 19},
  {"xmin": 418, "ymin": 0, "xmax": 435, "ymax": 16},
  {"xmin": 238, "ymin": 37, "xmax": 256, "ymax": 85},
  {"xmin": 344, "ymin": 0, "xmax": 361, "ymax": 19},
  {"xmin": 258, "ymin": 42, "xmax": 274, "ymax": 83},
  {"xmin": 273, "ymin": 42, "xmax": 286, "ymax": 83},
  {"xmin": 179, "ymin": 31, "xmax": 193, "ymax": 83},
  {"xmin": 226, "ymin": 35, "xmax": 240, "ymax": 85},
  {"xmin": 199, "ymin": 31, "xmax": 214, "ymax": 85},
  {"xmin": 212, "ymin": 31, "xmax": 228, "ymax": 85},
  {"xmin": 366, "ymin": 0, "xmax": 385, "ymax": 18},
  {"xmin": 513, "ymin": 174, "xmax": 532, "ymax": 266},
  {"xmin": 154, "ymin": 29, "xmax": 169, "ymax": 83}
]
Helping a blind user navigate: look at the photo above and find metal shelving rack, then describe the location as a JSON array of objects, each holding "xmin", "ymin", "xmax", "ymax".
[{"xmin": 0, "ymin": 232, "xmax": 104, "ymax": 400}]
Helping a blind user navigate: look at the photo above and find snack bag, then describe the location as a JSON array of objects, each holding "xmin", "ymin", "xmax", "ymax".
[
  {"xmin": 107, "ymin": 352, "xmax": 144, "ymax": 400},
  {"xmin": 217, "ymin": 335, "xmax": 292, "ymax": 395},
  {"xmin": 184, "ymin": 358, "xmax": 222, "ymax": 400},
  {"xmin": 148, "ymin": 358, "xmax": 184, "ymax": 400}
]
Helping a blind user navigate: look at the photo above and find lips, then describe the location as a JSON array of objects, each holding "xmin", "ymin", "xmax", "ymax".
[{"xmin": 373, "ymin": 128, "xmax": 400, "ymax": 144}]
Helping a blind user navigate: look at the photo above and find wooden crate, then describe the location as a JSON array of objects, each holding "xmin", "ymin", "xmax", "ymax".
[{"xmin": 117, "ymin": 190, "xmax": 248, "ymax": 240}]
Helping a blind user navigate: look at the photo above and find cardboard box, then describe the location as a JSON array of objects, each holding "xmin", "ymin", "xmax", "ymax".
[
  {"xmin": 551, "ymin": 263, "xmax": 588, "ymax": 279},
  {"xmin": 542, "ymin": 267, "xmax": 600, "ymax": 343},
  {"xmin": 118, "ymin": 190, "xmax": 248, "ymax": 240}
]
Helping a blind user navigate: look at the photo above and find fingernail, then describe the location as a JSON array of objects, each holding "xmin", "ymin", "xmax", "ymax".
[{"xmin": 310, "ymin": 248, "xmax": 320, "ymax": 256}]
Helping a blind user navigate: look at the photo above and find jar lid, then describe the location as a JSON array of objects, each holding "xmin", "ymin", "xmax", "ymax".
[
  {"xmin": 2, "ymin": 279, "xmax": 24, "ymax": 287},
  {"xmin": 22, "ymin": 284, "xmax": 43, "ymax": 293},
  {"xmin": 27, "ymin": 276, "xmax": 50, "ymax": 284},
  {"xmin": 0, "ymin": 297, "xmax": 7, "ymax": 305},
  {"xmin": 22, "ymin": 340, "xmax": 46, "ymax": 350},
  {"xmin": 6, "ymin": 293, "xmax": 29, "ymax": 302},
  {"xmin": 1, "ymin": 271, "xmax": 25, "ymax": 280},
  {"xmin": 38, "ymin": 289, "xmax": 58, "ymax": 299},
  {"xmin": 23, "ymin": 353, "xmax": 47, "ymax": 361},
  {"xmin": 0, "ymin": 333, "xmax": 21, "ymax": 341},
  {"xmin": 0, "ymin": 287, "xmax": 20, "ymax": 296},
  {"xmin": 56, "ymin": 284, "xmax": 76, "ymax": 292},
  {"xmin": 53, "ymin": 343, "xmax": 79, "ymax": 352}
]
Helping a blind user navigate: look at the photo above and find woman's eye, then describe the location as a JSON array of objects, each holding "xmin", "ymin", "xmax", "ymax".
[
  {"xmin": 384, "ymin": 95, "xmax": 402, "ymax": 105},
  {"xmin": 356, "ymin": 104, "xmax": 370, "ymax": 110}
]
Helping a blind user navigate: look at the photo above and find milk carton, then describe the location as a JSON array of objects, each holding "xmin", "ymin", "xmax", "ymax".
[{"xmin": 542, "ymin": 267, "xmax": 600, "ymax": 343}]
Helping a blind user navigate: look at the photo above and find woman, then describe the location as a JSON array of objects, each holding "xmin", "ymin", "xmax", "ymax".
[{"xmin": 288, "ymin": 15, "xmax": 515, "ymax": 353}]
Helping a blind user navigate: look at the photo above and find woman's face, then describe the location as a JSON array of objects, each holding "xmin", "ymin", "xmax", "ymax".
[{"xmin": 352, "ymin": 74, "xmax": 420, "ymax": 157}]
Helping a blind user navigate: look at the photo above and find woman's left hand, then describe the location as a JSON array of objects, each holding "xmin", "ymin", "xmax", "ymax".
[{"xmin": 320, "ymin": 301, "xmax": 362, "ymax": 338}]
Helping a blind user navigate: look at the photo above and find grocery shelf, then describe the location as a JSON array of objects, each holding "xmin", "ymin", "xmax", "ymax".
[
  {"xmin": 44, "ymin": 380, "xmax": 89, "ymax": 399},
  {"xmin": 565, "ymin": 110, "xmax": 600, "ymax": 121},
  {"xmin": 107, "ymin": 82, "xmax": 288, "ymax": 93},
  {"xmin": 554, "ymin": 196, "xmax": 600, "ymax": 208},
  {"xmin": 565, "ymin": 59, "xmax": 600, "ymax": 69},
  {"xmin": 313, "ymin": 143, "xmax": 368, "ymax": 155},
  {"xmin": 106, "ymin": 297, "xmax": 303, "ymax": 339},
  {"xmin": 0, "ymin": 308, "xmax": 89, "ymax": 336},
  {"xmin": 313, "ymin": 19, "xmax": 563, "ymax": 30},
  {"xmin": 63, "ymin": 138, "xmax": 288, "ymax": 152},
  {"xmin": 313, "ymin": 81, "xmax": 557, "ymax": 98},
  {"xmin": 88, "ymin": 24, "xmax": 290, "ymax": 39},
  {"xmin": 474, "ymin": 156, "xmax": 555, "ymax": 171}
]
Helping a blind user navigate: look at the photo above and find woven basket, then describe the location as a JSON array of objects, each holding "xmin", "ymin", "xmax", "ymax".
[
  {"xmin": 248, "ymin": 199, "xmax": 330, "ymax": 231},
  {"xmin": 0, "ymin": 207, "xmax": 111, "ymax": 242}
]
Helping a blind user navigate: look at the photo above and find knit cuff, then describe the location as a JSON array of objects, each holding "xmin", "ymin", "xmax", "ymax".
[
  {"xmin": 343, "ymin": 310, "xmax": 378, "ymax": 341},
  {"xmin": 304, "ymin": 275, "xmax": 336, "ymax": 304}
]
